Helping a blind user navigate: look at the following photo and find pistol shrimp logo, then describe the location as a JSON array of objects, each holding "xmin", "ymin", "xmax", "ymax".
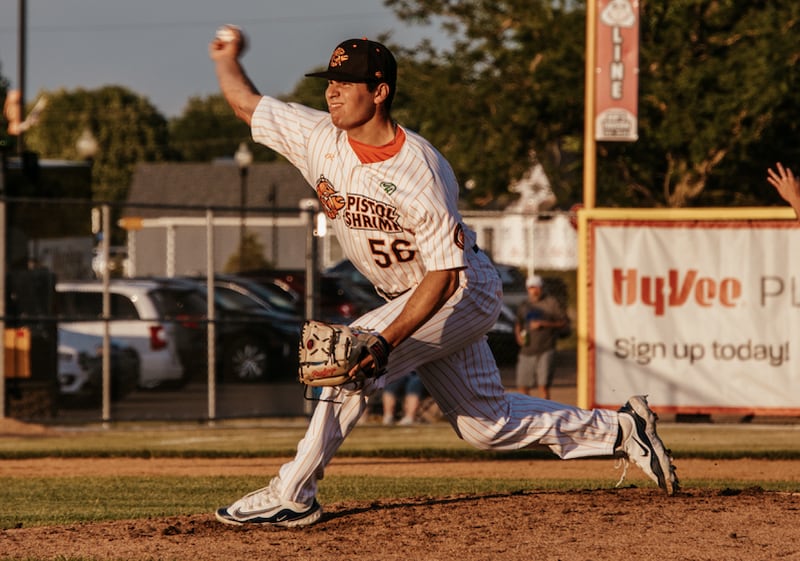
[
  {"xmin": 329, "ymin": 47, "xmax": 349, "ymax": 68},
  {"xmin": 315, "ymin": 175, "xmax": 345, "ymax": 219}
]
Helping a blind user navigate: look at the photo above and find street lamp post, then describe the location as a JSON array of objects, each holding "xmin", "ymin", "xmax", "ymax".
[
  {"xmin": 76, "ymin": 127, "xmax": 99, "ymax": 163},
  {"xmin": 234, "ymin": 142, "xmax": 253, "ymax": 272},
  {"xmin": 75, "ymin": 127, "xmax": 110, "ymax": 422}
]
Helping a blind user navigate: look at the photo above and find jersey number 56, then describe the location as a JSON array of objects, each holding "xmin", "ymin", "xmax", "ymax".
[{"xmin": 369, "ymin": 239, "xmax": 415, "ymax": 268}]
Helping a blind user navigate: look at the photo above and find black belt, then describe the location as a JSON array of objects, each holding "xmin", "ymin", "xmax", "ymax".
[{"xmin": 376, "ymin": 286, "xmax": 411, "ymax": 301}]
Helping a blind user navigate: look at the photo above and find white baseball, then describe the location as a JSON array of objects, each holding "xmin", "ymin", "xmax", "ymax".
[{"xmin": 215, "ymin": 25, "xmax": 239, "ymax": 43}]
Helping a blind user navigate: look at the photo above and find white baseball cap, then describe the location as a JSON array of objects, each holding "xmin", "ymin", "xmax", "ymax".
[{"xmin": 526, "ymin": 275, "xmax": 543, "ymax": 289}]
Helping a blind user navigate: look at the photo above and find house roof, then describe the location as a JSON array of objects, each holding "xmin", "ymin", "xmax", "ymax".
[{"xmin": 125, "ymin": 161, "xmax": 312, "ymax": 217}]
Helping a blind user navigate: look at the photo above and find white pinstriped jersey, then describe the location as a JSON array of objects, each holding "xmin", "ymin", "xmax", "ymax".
[
  {"xmin": 250, "ymin": 96, "xmax": 495, "ymax": 298},
  {"xmin": 244, "ymin": 96, "xmax": 626, "ymax": 509}
]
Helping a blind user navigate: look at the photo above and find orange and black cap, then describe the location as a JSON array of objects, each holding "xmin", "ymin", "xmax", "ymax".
[{"xmin": 306, "ymin": 38, "xmax": 397, "ymax": 89}]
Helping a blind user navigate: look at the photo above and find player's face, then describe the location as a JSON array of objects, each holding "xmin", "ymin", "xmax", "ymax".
[{"xmin": 325, "ymin": 81, "xmax": 379, "ymax": 131}]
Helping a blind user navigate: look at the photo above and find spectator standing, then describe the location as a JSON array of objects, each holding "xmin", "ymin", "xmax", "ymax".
[
  {"xmin": 382, "ymin": 372, "xmax": 425, "ymax": 426},
  {"xmin": 514, "ymin": 275, "xmax": 568, "ymax": 400}
]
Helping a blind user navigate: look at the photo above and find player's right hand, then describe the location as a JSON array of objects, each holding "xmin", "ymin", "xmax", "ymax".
[{"xmin": 209, "ymin": 25, "xmax": 247, "ymax": 60}]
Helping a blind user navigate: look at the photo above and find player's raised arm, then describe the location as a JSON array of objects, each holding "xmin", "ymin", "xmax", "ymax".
[
  {"xmin": 767, "ymin": 162, "xmax": 800, "ymax": 221},
  {"xmin": 209, "ymin": 25, "xmax": 262, "ymax": 125}
]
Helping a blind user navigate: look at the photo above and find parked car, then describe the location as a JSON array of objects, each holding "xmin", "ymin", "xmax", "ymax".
[
  {"xmin": 57, "ymin": 327, "xmax": 140, "ymax": 406},
  {"xmin": 323, "ymin": 260, "xmax": 375, "ymax": 291},
  {"xmin": 493, "ymin": 262, "xmax": 528, "ymax": 308},
  {"xmin": 185, "ymin": 274, "xmax": 299, "ymax": 316},
  {"xmin": 173, "ymin": 276, "xmax": 303, "ymax": 383},
  {"xmin": 240, "ymin": 269, "xmax": 384, "ymax": 324},
  {"xmin": 487, "ymin": 303, "xmax": 520, "ymax": 365},
  {"xmin": 55, "ymin": 279, "xmax": 202, "ymax": 389}
]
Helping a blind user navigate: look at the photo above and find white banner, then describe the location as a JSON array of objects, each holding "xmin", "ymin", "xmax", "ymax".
[
  {"xmin": 595, "ymin": 0, "xmax": 639, "ymax": 141},
  {"xmin": 590, "ymin": 219, "xmax": 800, "ymax": 414}
]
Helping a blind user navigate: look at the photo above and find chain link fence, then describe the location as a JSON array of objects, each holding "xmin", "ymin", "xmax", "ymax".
[{"xmin": 1, "ymin": 194, "xmax": 540, "ymax": 424}]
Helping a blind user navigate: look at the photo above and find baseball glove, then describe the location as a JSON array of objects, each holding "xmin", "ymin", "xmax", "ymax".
[{"xmin": 298, "ymin": 320, "xmax": 392, "ymax": 387}]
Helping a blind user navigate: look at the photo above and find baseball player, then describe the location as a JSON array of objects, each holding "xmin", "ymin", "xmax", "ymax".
[{"xmin": 209, "ymin": 29, "xmax": 678, "ymax": 527}]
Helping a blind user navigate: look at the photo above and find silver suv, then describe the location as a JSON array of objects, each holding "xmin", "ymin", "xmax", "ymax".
[
  {"xmin": 55, "ymin": 279, "xmax": 203, "ymax": 388},
  {"xmin": 57, "ymin": 327, "xmax": 140, "ymax": 404}
]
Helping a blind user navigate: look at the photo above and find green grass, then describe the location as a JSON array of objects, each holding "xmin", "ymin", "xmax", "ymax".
[
  {"xmin": 0, "ymin": 476, "xmax": 551, "ymax": 528},
  {"xmin": 3, "ymin": 474, "xmax": 797, "ymax": 530},
  {"xmin": 1, "ymin": 419, "xmax": 799, "ymax": 530},
  {"xmin": 2, "ymin": 419, "xmax": 800, "ymax": 459}
]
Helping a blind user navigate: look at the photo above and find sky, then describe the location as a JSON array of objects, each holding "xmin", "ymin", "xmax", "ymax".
[{"xmin": 0, "ymin": 0, "xmax": 443, "ymax": 118}]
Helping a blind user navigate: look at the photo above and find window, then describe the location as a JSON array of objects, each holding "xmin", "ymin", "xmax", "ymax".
[{"xmin": 57, "ymin": 291, "xmax": 140, "ymax": 320}]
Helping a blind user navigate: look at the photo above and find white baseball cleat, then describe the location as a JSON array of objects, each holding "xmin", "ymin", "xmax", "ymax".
[
  {"xmin": 615, "ymin": 395, "xmax": 679, "ymax": 495},
  {"xmin": 215, "ymin": 479, "xmax": 322, "ymax": 527}
]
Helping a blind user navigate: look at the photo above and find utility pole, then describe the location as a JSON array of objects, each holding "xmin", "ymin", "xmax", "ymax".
[{"xmin": 17, "ymin": 0, "xmax": 27, "ymax": 156}]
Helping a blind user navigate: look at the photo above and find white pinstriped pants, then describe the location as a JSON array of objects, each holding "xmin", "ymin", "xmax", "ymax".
[{"xmin": 277, "ymin": 279, "xmax": 620, "ymax": 505}]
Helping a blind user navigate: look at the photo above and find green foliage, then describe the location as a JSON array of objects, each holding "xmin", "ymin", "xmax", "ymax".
[
  {"xmin": 22, "ymin": 85, "xmax": 169, "ymax": 202},
  {"xmin": 280, "ymin": 75, "xmax": 329, "ymax": 111},
  {"xmin": 386, "ymin": 0, "xmax": 800, "ymax": 208},
  {"xmin": 223, "ymin": 230, "xmax": 272, "ymax": 273},
  {"xmin": 0, "ymin": 62, "xmax": 12, "ymax": 152},
  {"xmin": 599, "ymin": 0, "xmax": 800, "ymax": 207},
  {"xmin": 168, "ymin": 94, "xmax": 277, "ymax": 162},
  {"xmin": 7, "ymin": 2, "xmax": 800, "ymax": 210},
  {"xmin": 386, "ymin": 1, "xmax": 586, "ymax": 208},
  {"xmin": 0, "ymin": 63, "xmax": 8, "ymax": 98}
]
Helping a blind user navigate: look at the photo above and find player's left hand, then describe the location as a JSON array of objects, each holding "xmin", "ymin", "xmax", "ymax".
[{"xmin": 298, "ymin": 321, "xmax": 393, "ymax": 388}]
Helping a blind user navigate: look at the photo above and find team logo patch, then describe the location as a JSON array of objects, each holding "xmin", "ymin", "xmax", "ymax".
[
  {"xmin": 380, "ymin": 181, "xmax": 397, "ymax": 195},
  {"xmin": 315, "ymin": 175, "xmax": 345, "ymax": 219},
  {"xmin": 453, "ymin": 224, "xmax": 465, "ymax": 250},
  {"xmin": 329, "ymin": 47, "xmax": 349, "ymax": 68}
]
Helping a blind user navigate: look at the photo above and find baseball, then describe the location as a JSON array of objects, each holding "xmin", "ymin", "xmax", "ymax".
[{"xmin": 215, "ymin": 25, "xmax": 239, "ymax": 43}]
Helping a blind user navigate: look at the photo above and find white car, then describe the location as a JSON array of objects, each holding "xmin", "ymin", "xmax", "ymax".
[
  {"xmin": 56, "ymin": 279, "xmax": 201, "ymax": 389},
  {"xmin": 57, "ymin": 327, "xmax": 139, "ymax": 404}
]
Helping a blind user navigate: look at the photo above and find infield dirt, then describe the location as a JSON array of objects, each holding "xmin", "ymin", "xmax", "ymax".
[{"xmin": 2, "ymin": 456, "xmax": 799, "ymax": 561}]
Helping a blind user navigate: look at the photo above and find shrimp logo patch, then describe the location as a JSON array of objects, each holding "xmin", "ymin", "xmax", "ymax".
[
  {"xmin": 329, "ymin": 47, "xmax": 349, "ymax": 68},
  {"xmin": 315, "ymin": 175, "xmax": 345, "ymax": 219}
]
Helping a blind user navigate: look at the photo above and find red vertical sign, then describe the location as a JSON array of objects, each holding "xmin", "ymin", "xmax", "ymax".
[{"xmin": 595, "ymin": 0, "xmax": 639, "ymax": 141}]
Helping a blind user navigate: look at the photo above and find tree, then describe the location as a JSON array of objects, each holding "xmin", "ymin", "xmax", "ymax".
[
  {"xmin": 386, "ymin": 0, "xmax": 800, "ymax": 208},
  {"xmin": 0, "ymin": 63, "xmax": 12, "ymax": 150},
  {"xmin": 600, "ymin": 1, "xmax": 800, "ymax": 207},
  {"xmin": 279, "ymin": 75, "xmax": 328, "ymax": 112},
  {"xmin": 223, "ymin": 231, "xmax": 272, "ymax": 273},
  {"xmin": 169, "ymin": 94, "xmax": 277, "ymax": 162},
  {"xmin": 0, "ymin": 64, "xmax": 8, "ymax": 99},
  {"xmin": 385, "ymin": 1, "xmax": 586, "ymax": 208},
  {"xmin": 22, "ymin": 85, "xmax": 169, "ymax": 202}
]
